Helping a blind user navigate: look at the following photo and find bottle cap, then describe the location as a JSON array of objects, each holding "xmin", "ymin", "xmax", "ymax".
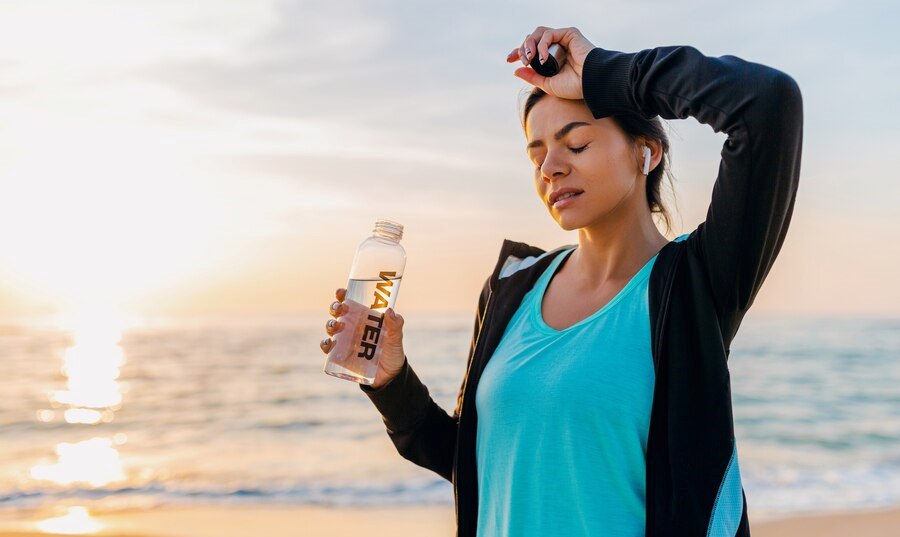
[
  {"xmin": 373, "ymin": 219, "xmax": 403, "ymax": 242},
  {"xmin": 530, "ymin": 43, "xmax": 567, "ymax": 77}
]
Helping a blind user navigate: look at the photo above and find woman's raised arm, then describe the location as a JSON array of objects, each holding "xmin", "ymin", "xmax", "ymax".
[{"xmin": 581, "ymin": 44, "xmax": 803, "ymax": 348}]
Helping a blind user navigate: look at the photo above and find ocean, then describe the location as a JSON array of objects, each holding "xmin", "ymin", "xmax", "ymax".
[{"xmin": 0, "ymin": 312, "xmax": 897, "ymax": 521}]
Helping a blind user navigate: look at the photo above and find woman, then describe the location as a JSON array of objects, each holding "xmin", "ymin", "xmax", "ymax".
[{"xmin": 321, "ymin": 26, "xmax": 802, "ymax": 537}]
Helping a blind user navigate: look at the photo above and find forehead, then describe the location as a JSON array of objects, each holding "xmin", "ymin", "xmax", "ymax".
[{"xmin": 525, "ymin": 98, "xmax": 597, "ymax": 143}]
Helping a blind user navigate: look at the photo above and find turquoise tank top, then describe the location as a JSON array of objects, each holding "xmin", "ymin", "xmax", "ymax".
[{"xmin": 474, "ymin": 237, "xmax": 685, "ymax": 537}]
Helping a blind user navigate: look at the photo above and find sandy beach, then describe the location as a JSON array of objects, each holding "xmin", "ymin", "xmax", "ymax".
[{"xmin": 1, "ymin": 504, "xmax": 899, "ymax": 537}]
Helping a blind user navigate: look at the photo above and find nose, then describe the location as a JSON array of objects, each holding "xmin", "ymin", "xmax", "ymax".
[{"xmin": 539, "ymin": 149, "xmax": 569, "ymax": 183}]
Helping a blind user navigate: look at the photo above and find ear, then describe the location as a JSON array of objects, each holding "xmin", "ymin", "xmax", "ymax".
[{"xmin": 637, "ymin": 138, "xmax": 662, "ymax": 176}]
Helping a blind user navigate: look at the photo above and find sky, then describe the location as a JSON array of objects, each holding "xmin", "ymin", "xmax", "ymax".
[{"xmin": 0, "ymin": 0, "xmax": 897, "ymax": 321}]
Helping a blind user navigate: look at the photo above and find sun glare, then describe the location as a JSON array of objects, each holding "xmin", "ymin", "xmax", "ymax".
[
  {"xmin": 31, "ymin": 303, "xmax": 133, "ymax": 489},
  {"xmin": 36, "ymin": 506, "xmax": 102, "ymax": 535},
  {"xmin": 30, "ymin": 437, "xmax": 125, "ymax": 487}
]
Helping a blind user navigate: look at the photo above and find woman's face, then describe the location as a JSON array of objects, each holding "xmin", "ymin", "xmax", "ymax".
[{"xmin": 525, "ymin": 95, "xmax": 645, "ymax": 231}]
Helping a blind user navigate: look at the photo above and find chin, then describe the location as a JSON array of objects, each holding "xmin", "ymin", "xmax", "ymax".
[
  {"xmin": 553, "ymin": 202, "xmax": 614, "ymax": 231},
  {"xmin": 553, "ymin": 212, "xmax": 586, "ymax": 231}
]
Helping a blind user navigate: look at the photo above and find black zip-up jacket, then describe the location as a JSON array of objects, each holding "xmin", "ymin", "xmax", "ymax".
[{"xmin": 359, "ymin": 44, "xmax": 803, "ymax": 536}]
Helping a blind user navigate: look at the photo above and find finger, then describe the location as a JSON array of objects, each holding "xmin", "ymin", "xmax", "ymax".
[
  {"xmin": 519, "ymin": 43, "xmax": 528, "ymax": 66},
  {"xmin": 325, "ymin": 317, "xmax": 343, "ymax": 335},
  {"xmin": 513, "ymin": 66, "xmax": 548, "ymax": 90},
  {"xmin": 329, "ymin": 300, "xmax": 346, "ymax": 318},
  {"xmin": 320, "ymin": 336, "xmax": 333, "ymax": 353},
  {"xmin": 537, "ymin": 29, "xmax": 553, "ymax": 64},
  {"xmin": 335, "ymin": 287, "xmax": 346, "ymax": 301},
  {"xmin": 528, "ymin": 25, "xmax": 549, "ymax": 42},
  {"xmin": 524, "ymin": 35, "xmax": 537, "ymax": 64},
  {"xmin": 507, "ymin": 48, "xmax": 520, "ymax": 62},
  {"xmin": 538, "ymin": 27, "xmax": 580, "ymax": 64},
  {"xmin": 527, "ymin": 26, "xmax": 550, "ymax": 53},
  {"xmin": 384, "ymin": 309, "xmax": 403, "ymax": 335}
]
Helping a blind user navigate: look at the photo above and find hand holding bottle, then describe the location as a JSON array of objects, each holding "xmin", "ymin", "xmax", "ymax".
[
  {"xmin": 322, "ymin": 286, "xmax": 406, "ymax": 389},
  {"xmin": 506, "ymin": 26, "xmax": 596, "ymax": 100}
]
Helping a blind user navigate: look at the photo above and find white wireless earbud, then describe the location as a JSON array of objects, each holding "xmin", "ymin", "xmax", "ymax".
[{"xmin": 642, "ymin": 145, "xmax": 651, "ymax": 176}]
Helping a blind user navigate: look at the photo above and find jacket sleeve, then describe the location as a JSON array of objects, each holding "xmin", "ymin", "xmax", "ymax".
[
  {"xmin": 357, "ymin": 274, "xmax": 492, "ymax": 483},
  {"xmin": 581, "ymin": 45, "xmax": 803, "ymax": 348}
]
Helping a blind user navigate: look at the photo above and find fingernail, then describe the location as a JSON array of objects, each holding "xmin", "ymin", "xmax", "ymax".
[
  {"xmin": 525, "ymin": 48, "xmax": 531, "ymax": 57},
  {"xmin": 331, "ymin": 301, "xmax": 341, "ymax": 311},
  {"xmin": 322, "ymin": 337, "xmax": 330, "ymax": 346},
  {"xmin": 327, "ymin": 319, "xmax": 336, "ymax": 329},
  {"xmin": 539, "ymin": 55, "xmax": 544, "ymax": 64}
]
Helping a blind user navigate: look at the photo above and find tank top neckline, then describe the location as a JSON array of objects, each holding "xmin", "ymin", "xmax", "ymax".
[{"xmin": 531, "ymin": 247, "xmax": 659, "ymax": 335}]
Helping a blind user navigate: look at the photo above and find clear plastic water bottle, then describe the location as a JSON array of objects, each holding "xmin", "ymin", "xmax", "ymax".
[{"xmin": 323, "ymin": 219, "xmax": 406, "ymax": 385}]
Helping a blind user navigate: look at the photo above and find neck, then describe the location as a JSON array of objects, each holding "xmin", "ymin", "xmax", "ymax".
[{"xmin": 571, "ymin": 187, "xmax": 669, "ymax": 285}]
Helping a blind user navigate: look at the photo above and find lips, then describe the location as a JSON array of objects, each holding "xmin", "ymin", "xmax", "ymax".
[
  {"xmin": 549, "ymin": 187, "xmax": 584, "ymax": 205},
  {"xmin": 552, "ymin": 191, "xmax": 583, "ymax": 209}
]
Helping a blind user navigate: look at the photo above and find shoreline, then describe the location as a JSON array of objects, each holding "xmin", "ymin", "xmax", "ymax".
[
  {"xmin": 0, "ymin": 504, "xmax": 898, "ymax": 537},
  {"xmin": 751, "ymin": 505, "xmax": 900, "ymax": 536}
]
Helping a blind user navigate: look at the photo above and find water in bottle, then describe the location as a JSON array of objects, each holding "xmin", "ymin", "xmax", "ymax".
[{"xmin": 324, "ymin": 219, "xmax": 406, "ymax": 385}]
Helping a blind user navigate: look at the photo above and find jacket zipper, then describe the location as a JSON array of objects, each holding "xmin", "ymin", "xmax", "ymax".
[
  {"xmin": 453, "ymin": 284, "xmax": 494, "ymax": 525},
  {"xmin": 460, "ymin": 287, "xmax": 493, "ymax": 417}
]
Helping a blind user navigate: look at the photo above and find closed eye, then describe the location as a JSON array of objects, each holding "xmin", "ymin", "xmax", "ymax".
[
  {"xmin": 570, "ymin": 144, "xmax": 589, "ymax": 154},
  {"xmin": 533, "ymin": 144, "xmax": 590, "ymax": 169}
]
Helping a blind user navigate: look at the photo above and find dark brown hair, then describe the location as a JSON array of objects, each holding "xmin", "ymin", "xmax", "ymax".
[{"xmin": 519, "ymin": 87, "xmax": 679, "ymax": 236}]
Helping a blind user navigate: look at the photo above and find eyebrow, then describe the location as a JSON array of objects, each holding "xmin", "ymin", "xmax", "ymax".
[{"xmin": 526, "ymin": 121, "xmax": 592, "ymax": 151}]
